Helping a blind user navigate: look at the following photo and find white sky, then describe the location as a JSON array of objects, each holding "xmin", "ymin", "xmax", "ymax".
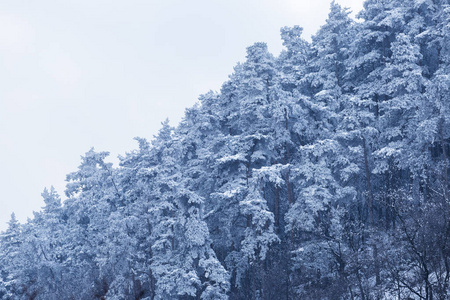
[{"xmin": 0, "ymin": 0, "xmax": 364, "ymax": 230}]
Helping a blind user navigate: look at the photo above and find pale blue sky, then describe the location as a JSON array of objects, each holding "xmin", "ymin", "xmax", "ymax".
[{"xmin": 0, "ymin": 0, "xmax": 364, "ymax": 230}]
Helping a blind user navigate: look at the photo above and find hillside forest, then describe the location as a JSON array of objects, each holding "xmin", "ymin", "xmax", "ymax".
[{"xmin": 2, "ymin": 0, "xmax": 450, "ymax": 299}]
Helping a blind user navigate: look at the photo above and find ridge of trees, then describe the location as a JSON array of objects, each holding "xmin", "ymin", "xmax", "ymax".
[{"xmin": 1, "ymin": 0, "xmax": 450, "ymax": 299}]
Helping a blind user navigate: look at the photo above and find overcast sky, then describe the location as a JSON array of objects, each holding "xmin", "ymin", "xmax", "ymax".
[{"xmin": 0, "ymin": 0, "xmax": 364, "ymax": 230}]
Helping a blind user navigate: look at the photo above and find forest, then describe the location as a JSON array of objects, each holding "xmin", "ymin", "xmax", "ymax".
[{"xmin": 1, "ymin": 0, "xmax": 450, "ymax": 299}]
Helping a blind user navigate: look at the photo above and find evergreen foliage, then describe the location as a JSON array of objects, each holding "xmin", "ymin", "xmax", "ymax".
[{"xmin": 2, "ymin": 1, "xmax": 450, "ymax": 299}]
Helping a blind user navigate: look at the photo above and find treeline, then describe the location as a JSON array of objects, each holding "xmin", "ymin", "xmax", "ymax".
[{"xmin": 1, "ymin": 0, "xmax": 450, "ymax": 299}]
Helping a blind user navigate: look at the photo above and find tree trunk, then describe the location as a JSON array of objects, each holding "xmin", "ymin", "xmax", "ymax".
[
  {"xmin": 274, "ymin": 186, "xmax": 280, "ymax": 232},
  {"xmin": 440, "ymin": 120, "xmax": 449, "ymax": 202},
  {"xmin": 363, "ymin": 137, "xmax": 381, "ymax": 287},
  {"xmin": 363, "ymin": 137, "xmax": 374, "ymax": 226}
]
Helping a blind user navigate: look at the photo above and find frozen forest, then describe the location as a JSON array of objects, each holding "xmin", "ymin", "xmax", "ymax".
[{"xmin": 2, "ymin": 0, "xmax": 450, "ymax": 299}]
